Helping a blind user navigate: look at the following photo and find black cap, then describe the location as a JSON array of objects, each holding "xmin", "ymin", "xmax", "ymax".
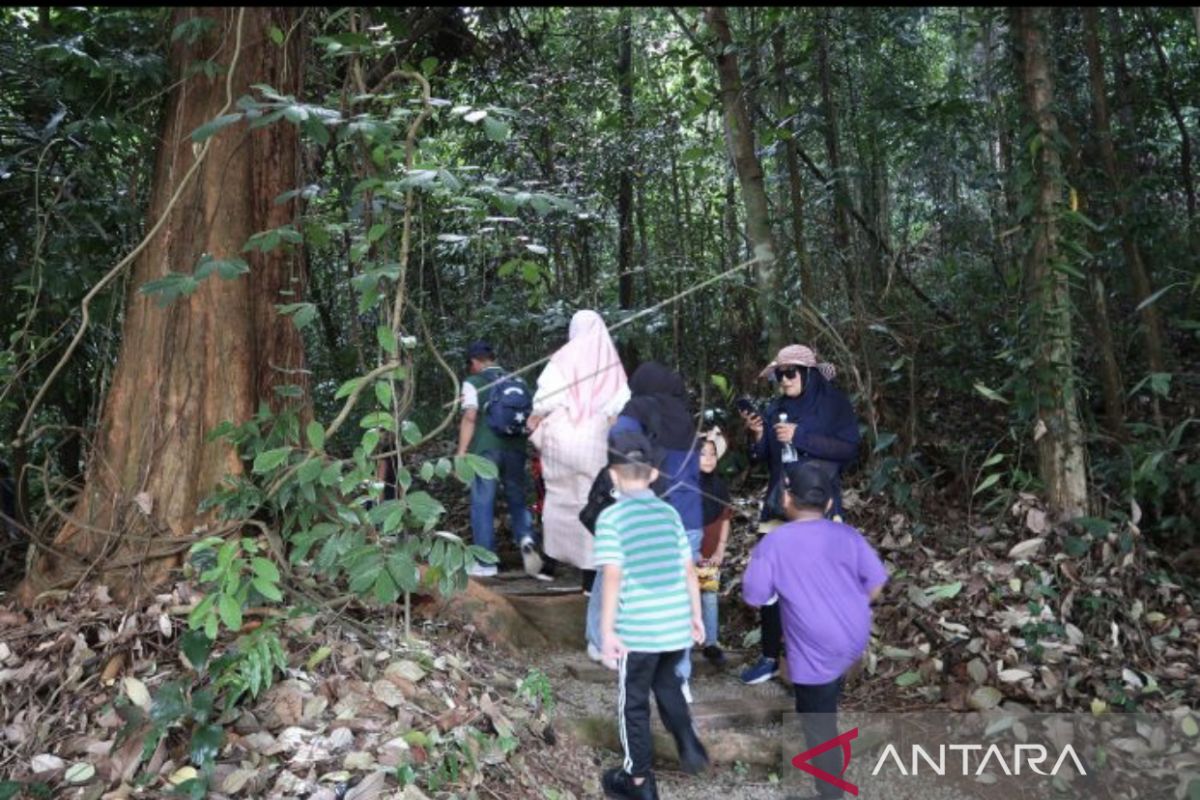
[
  {"xmin": 783, "ymin": 461, "xmax": 833, "ymax": 508},
  {"xmin": 607, "ymin": 430, "xmax": 662, "ymax": 468},
  {"xmin": 466, "ymin": 340, "xmax": 494, "ymax": 360}
]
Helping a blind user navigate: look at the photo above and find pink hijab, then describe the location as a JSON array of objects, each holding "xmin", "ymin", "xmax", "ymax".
[{"xmin": 549, "ymin": 310, "xmax": 628, "ymax": 424}]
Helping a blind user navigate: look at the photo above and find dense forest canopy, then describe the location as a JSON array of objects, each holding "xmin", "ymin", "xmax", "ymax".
[{"xmin": 0, "ymin": 5, "xmax": 1198, "ymax": 797}]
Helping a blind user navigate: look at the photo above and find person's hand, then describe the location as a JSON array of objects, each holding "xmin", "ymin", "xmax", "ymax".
[
  {"xmin": 774, "ymin": 421, "xmax": 797, "ymax": 444},
  {"xmin": 710, "ymin": 550, "xmax": 725, "ymax": 568},
  {"xmin": 742, "ymin": 410, "xmax": 764, "ymax": 440},
  {"xmin": 691, "ymin": 614, "xmax": 706, "ymax": 645},
  {"xmin": 602, "ymin": 631, "xmax": 626, "ymax": 662}
]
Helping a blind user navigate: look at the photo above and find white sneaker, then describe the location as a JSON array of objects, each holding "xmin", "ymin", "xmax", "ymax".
[
  {"xmin": 587, "ymin": 643, "xmax": 603, "ymax": 662},
  {"xmin": 681, "ymin": 681, "xmax": 693, "ymax": 704},
  {"xmin": 520, "ymin": 537, "xmax": 544, "ymax": 577},
  {"xmin": 467, "ymin": 562, "xmax": 498, "ymax": 578}
]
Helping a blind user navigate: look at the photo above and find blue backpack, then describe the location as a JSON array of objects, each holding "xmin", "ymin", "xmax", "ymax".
[{"xmin": 483, "ymin": 371, "xmax": 533, "ymax": 437}]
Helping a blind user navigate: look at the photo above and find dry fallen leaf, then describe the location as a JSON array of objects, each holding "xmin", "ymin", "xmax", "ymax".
[
  {"xmin": 123, "ymin": 677, "xmax": 150, "ymax": 710},
  {"xmin": 1007, "ymin": 538, "xmax": 1045, "ymax": 561},
  {"xmin": 31, "ymin": 753, "xmax": 66, "ymax": 773}
]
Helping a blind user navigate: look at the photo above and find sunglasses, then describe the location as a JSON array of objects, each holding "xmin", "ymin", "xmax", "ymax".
[{"xmin": 774, "ymin": 366, "xmax": 803, "ymax": 381}]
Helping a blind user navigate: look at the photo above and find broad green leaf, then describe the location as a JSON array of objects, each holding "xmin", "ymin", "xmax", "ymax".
[
  {"xmin": 400, "ymin": 419, "xmax": 422, "ymax": 445},
  {"xmin": 253, "ymin": 447, "xmax": 291, "ymax": 473},
  {"xmin": 218, "ymin": 594, "xmax": 243, "ymax": 631},
  {"xmin": 483, "ymin": 116, "xmax": 510, "ymax": 142},
  {"xmin": 191, "ymin": 113, "xmax": 242, "ymax": 142},
  {"xmin": 251, "ymin": 557, "xmax": 280, "ymax": 583},
  {"xmin": 189, "ymin": 723, "xmax": 223, "ymax": 767},
  {"xmin": 464, "ymin": 453, "xmax": 498, "ymax": 480},
  {"xmin": 367, "ymin": 223, "xmax": 388, "ymax": 243},
  {"xmin": 180, "ymin": 629, "xmax": 213, "ymax": 670},
  {"xmin": 375, "ymin": 380, "xmax": 393, "ymax": 407},
  {"xmin": 376, "ymin": 325, "xmax": 398, "ymax": 354},
  {"xmin": 306, "ymin": 421, "xmax": 325, "ymax": 451},
  {"xmin": 895, "ymin": 671, "xmax": 922, "ymax": 687},
  {"xmin": 251, "ymin": 576, "xmax": 283, "ymax": 602}
]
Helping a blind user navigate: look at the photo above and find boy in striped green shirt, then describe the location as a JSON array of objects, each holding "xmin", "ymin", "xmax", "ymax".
[{"xmin": 596, "ymin": 431, "xmax": 708, "ymax": 800}]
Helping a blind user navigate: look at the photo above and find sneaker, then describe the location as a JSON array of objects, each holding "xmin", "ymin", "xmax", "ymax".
[
  {"xmin": 467, "ymin": 562, "xmax": 498, "ymax": 578},
  {"xmin": 602, "ymin": 767, "xmax": 659, "ymax": 800},
  {"xmin": 520, "ymin": 537, "xmax": 544, "ymax": 577},
  {"xmin": 587, "ymin": 642, "xmax": 603, "ymax": 663},
  {"xmin": 702, "ymin": 644, "xmax": 727, "ymax": 667},
  {"xmin": 680, "ymin": 680, "xmax": 693, "ymax": 704},
  {"xmin": 739, "ymin": 656, "xmax": 779, "ymax": 685}
]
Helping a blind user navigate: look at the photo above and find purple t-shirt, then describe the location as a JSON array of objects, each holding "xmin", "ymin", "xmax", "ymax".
[{"xmin": 742, "ymin": 518, "xmax": 888, "ymax": 684}]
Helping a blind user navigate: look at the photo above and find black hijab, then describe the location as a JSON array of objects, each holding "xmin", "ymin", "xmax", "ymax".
[{"xmin": 620, "ymin": 362, "xmax": 696, "ymax": 450}]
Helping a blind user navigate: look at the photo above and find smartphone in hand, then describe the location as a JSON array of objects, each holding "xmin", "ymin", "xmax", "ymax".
[{"xmin": 735, "ymin": 397, "xmax": 760, "ymax": 419}]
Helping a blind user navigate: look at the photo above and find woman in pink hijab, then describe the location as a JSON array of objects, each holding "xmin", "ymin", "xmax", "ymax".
[{"xmin": 528, "ymin": 310, "xmax": 630, "ymax": 581}]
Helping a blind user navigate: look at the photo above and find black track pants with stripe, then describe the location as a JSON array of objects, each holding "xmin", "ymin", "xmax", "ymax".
[{"xmin": 617, "ymin": 650, "xmax": 701, "ymax": 777}]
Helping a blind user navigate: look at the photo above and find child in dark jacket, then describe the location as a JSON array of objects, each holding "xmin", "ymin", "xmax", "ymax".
[{"xmin": 742, "ymin": 462, "xmax": 887, "ymax": 800}]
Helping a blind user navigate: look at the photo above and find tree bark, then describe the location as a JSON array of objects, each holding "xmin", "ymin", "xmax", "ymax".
[
  {"xmin": 1082, "ymin": 8, "xmax": 1170, "ymax": 376},
  {"xmin": 1012, "ymin": 7, "xmax": 1089, "ymax": 519},
  {"xmin": 616, "ymin": 7, "xmax": 635, "ymax": 310},
  {"xmin": 20, "ymin": 8, "xmax": 308, "ymax": 603},
  {"xmin": 704, "ymin": 6, "xmax": 783, "ymax": 354}
]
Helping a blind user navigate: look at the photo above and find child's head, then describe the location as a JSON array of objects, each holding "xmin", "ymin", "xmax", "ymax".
[
  {"xmin": 782, "ymin": 461, "xmax": 835, "ymax": 519},
  {"xmin": 466, "ymin": 340, "xmax": 495, "ymax": 374},
  {"xmin": 697, "ymin": 429, "xmax": 727, "ymax": 475},
  {"xmin": 607, "ymin": 431, "xmax": 661, "ymax": 492}
]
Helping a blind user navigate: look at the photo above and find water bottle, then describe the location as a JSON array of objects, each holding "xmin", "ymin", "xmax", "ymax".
[{"xmin": 779, "ymin": 412, "xmax": 799, "ymax": 463}]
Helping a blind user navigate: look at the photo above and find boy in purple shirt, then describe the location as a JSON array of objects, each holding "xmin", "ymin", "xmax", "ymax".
[{"xmin": 742, "ymin": 462, "xmax": 887, "ymax": 799}]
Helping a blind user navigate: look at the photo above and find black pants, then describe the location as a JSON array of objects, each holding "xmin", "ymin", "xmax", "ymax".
[
  {"xmin": 619, "ymin": 651, "xmax": 701, "ymax": 777},
  {"xmin": 794, "ymin": 678, "xmax": 844, "ymax": 799},
  {"xmin": 762, "ymin": 602, "xmax": 784, "ymax": 659}
]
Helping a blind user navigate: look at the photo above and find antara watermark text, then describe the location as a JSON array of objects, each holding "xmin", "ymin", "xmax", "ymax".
[{"xmin": 871, "ymin": 743, "xmax": 1087, "ymax": 777}]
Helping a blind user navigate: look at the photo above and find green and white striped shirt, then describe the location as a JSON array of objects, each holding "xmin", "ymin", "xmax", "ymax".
[{"xmin": 593, "ymin": 490, "xmax": 693, "ymax": 653}]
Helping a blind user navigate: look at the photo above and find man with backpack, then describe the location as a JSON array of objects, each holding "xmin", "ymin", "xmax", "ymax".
[{"xmin": 456, "ymin": 340, "xmax": 543, "ymax": 578}]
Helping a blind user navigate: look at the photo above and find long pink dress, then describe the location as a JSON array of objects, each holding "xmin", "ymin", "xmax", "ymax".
[{"xmin": 529, "ymin": 311, "xmax": 629, "ymax": 569}]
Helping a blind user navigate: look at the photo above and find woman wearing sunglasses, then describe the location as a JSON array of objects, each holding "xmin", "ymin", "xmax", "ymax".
[{"xmin": 737, "ymin": 344, "xmax": 861, "ymax": 685}]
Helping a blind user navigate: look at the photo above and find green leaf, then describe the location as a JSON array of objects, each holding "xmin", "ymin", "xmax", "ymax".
[
  {"xmin": 306, "ymin": 421, "xmax": 325, "ymax": 451},
  {"xmin": 251, "ymin": 576, "xmax": 283, "ymax": 602},
  {"xmin": 973, "ymin": 473, "xmax": 1001, "ymax": 495},
  {"xmin": 419, "ymin": 461, "xmax": 434, "ymax": 482},
  {"xmin": 367, "ymin": 223, "xmax": 388, "ymax": 243},
  {"xmin": 375, "ymin": 380, "xmax": 394, "ymax": 407},
  {"xmin": 873, "ymin": 432, "xmax": 898, "ymax": 453},
  {"xmin": 972, "ymin": 382, "xmax": 1009, "ymax": 404},
  {"xmin": 376, "ymin": 325, "xmax": 398, "ymax": 355},
  {"xmin": 924, "ymin": 581, "xmax": 963, "ymax": 601},
  {"xmin": 483, "ymin": 116, "xmax": 510, "ymax": 143},
  {"xmin": 981, "ymin": 453, "xmax": 1005, "ymax": 468},
  {"xmin": 218, "ymin": 594, "xmax": 243, "ymax": 631},
  {"xmin": 269, "ymin": 25, "xmax": 284, "ymax": 45},
  {"xmin": 180, "ymin": 629, "xmax": 213, "ymax": 670},
  {"xmin": 189, "ymin": 723, "xmax": 224, "ymax": 767},
  {"xmin": 453, "ymin": 455, "xmax": 475, "ymax": 483},
  {"xmin": 463, "ymin": 453, "xmax": 498, "ymax": 480},
  {"xmin": 191, "ymin": 113, "xmax": 242, "ymax": 142},
  {"xmin": 895, "ymin": 671, "xmax": 923, "ymax": 687},
  {"xmin": 400, "ymin": 419, "xmax": 422, "ymax": 445},
  {"xmin": 252, "ymin": 447, "xmax": 291, "ymax": 474},
  {"xmin": 334, "ymin": 377, "xmax": 363, "ymax": 400},
  {"xmin": 251, "ymin": 557, "xmax": 280, "ymax": 583},
  {"xmin": 1134, "ymin": 282, "xmax": 1185, "ymax": 313}
]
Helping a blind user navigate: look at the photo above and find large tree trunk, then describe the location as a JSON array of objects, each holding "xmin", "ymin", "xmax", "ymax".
[
  {"xmin": 19, "ymin": 8, "xmax": 307, "ymax": 603},
  {"xmin": 1082, "ymin": 9, "xmax": 1170, "ymax": 377},
  {"xmin": 705, "ymin": 6, "xmax": 783, "ymax": 354},
  {"xmin": 1012, "ymin": 7, "xmax": 1089, "ymax": 520}
]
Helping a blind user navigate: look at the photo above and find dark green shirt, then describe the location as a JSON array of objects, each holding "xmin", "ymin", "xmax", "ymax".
[{"xmin": 462, "ymin": 366, "xmax": 526, "ymax": 456}]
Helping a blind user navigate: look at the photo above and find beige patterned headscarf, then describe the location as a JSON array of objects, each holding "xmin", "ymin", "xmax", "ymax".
[{"xmin": 758, "ymin": 344, "xmax": 837, "ymax": 381}]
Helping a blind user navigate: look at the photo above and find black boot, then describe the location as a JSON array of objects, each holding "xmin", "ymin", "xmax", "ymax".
[{"xmin": 602, "ymin": 767, "xmax": 659, "ymax": 800}]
